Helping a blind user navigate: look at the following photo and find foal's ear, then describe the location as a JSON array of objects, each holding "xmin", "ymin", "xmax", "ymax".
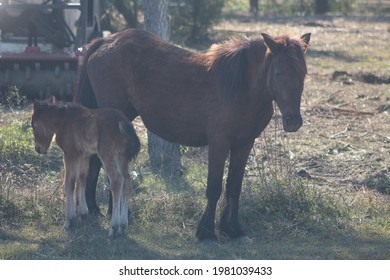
[
  {"xmin": 33, "ymin": 99, "xmax": 42, "ymax": 114},
  {"xmin": 47, "ymin": 96, "xmax": 56, "ymax": 104},
  {"xmin": 300, "ymin": 33, "xmax": 311, "ymax": 53},
  {"xmin": 261, "ymin": 33, "xmax": 281, "ymax": 55}
]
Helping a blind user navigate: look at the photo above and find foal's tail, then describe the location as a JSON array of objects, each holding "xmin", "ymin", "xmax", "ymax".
[
  {"xmin": 119, "ymin": 121, "xmax": 141, "ymax": 161},
  {"xmin": 73, "ymin": 37, "xmax": 105, "ymax": 108}
]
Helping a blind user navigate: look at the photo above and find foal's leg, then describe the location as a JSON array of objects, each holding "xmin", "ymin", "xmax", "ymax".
[
  {"xmin": 119, "ymin": 163, "xmax": 132, "ymax": 234},
  {"xmin": 63, "ymin": 156, "xmax": 77, "ymax": 230},
  {"xmin": 196, "ymin": 141, "xmax": 229, "ymax": 241},
  {"xmin": 220, "ymin": 140, "xmax": 254, "ymax": 239},
  {"xmin": 107, "ymin": 173, "xmax": 124, "ymax": 237},
  {"xmin": 101, "ymin": 153, "xmax": 124, "ymax": 237},
  {"xmin": 75, "ymin": 156, "xmax": 90, "ymax": 220}
]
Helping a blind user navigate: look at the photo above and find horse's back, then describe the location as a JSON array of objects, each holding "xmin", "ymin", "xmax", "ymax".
[{"xmin": 85, "ymin": 29, "xmax": 217, "ymax": 147}]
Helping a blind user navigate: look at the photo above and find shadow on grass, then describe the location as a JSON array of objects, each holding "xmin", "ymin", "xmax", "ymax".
[
  {"xmin": 307, "ymin": 49, "xmax": 361, "ymax": 63},
  {"xmin": 1, "ymin": 205, "xmax": 389, "ymax": 260}
]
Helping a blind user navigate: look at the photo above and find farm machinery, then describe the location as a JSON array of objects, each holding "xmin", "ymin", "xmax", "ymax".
[{"xmin": 0, "ymin": 0, "xmax": 101, "ymax": 100}]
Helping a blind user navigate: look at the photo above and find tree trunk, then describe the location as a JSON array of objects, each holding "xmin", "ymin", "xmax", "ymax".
[
  {"xmin": 314, "ymin": 0, "xmax": 330, "ymax": 15},
  {"xmin": 113, "ymin": 0, "xmax": 139, "ymax": 28},
  {"xmin": 249, "ymin": 0, "xmax": 259, "ymax": 17},
  {"xmin": 142, "ymin": 0, "xmax": 183, "ymax": 177}
]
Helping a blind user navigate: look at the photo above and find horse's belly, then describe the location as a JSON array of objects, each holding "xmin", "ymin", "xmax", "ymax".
[{"xmin": 141, "ymin": 115, "xmax": 208, "ymax": 147}]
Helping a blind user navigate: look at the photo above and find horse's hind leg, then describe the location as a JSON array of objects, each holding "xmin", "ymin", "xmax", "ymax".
[{"xmin": 220, "ymin": 141, "xmax": 254, "ymax": 239}]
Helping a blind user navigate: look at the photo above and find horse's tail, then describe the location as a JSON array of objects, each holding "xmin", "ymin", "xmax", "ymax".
[
  {"xmin": 119, "ymin": 121, "xmax": 141, "ymax": 161},
  {"xmin": 73, "ymin": 37, "xmax": 105, "ymax": 108}
]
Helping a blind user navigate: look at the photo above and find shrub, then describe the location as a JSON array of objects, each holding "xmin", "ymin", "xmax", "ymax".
[{"xmin": 169, "ymin": 0, "xmax": 224, "ymax": 44}]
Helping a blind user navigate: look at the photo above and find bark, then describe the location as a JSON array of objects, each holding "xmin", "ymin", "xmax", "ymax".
[{"xmin": 142, "ymin": 0, "xmax": 183, "ymax": 177}]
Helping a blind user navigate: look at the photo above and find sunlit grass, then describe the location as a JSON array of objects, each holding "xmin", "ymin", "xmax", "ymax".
[{"xmin": 1, "ymin": 16, "xmax": 389, "ymax": 260}]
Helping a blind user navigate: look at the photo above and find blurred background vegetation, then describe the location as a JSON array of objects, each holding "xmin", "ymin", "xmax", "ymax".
[{"xmin": 98, "ymin": 0, "xmax": 389, "ymax": 45}]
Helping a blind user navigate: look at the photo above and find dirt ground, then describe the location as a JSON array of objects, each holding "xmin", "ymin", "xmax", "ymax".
[
  {"xmin": 208, "ymin": 16, "xmax": 390, "ymax": 194},
  {"xmin": 0, "ymin": 16, "xmax": 389, "ymax": 260}
]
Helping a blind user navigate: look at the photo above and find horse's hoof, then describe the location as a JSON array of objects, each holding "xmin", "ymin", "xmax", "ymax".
[
  {"xmin": 200, "ymin": 238, "xmax": 220, "ymax": 246},
  {"xmin": 220, "ymin": 223, "xmax": 246, "ymax": 240},
  {"xmin": 196, "ymin": 229, "xmax": 218, "ymax": 243}
]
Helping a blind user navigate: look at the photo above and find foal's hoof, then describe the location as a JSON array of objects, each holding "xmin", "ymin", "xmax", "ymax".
[
  {"xmin": 108, "ymin": 226, "xmax": 118, "ymax": 238},
  {"xmin": 235, "ymin": 236, "xmax": 253, "ymax": 244},
  {"xmin": 63, "ymin": 218, "xmax": 76, "ymax": 231},
  {"xmin": 79, "ymin": 214, "xmax": 89, "ymax": 222},
  {"xmin": 108, "ymin": 225, "xmax": 127, "ymax": 238}
]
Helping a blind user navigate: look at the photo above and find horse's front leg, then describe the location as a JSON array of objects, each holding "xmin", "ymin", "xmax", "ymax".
[
  {"xmin": 220, "ymin": 140, "xmax": 254, "ymax": 239},
  {"xmin": 196, "ymin": 141, "xmax": 229, "ymax": 241}
]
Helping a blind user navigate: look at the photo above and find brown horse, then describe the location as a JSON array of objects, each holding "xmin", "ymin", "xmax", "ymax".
[
  {"xmin": 74, "ymin": 28, "xmax": 311, "ymax": 241},
  {"xmin": 31, "ymin": 96, "xmax": 140, "ymax": 237}
]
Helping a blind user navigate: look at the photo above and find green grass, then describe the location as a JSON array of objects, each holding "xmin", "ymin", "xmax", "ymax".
[
  {"xmin": 1, "ymin": 17, "xmax": 389, "ymax": 260},
  {"xmin": 0, "ymin": 112, "xmax": 389, "ymax": 259}
]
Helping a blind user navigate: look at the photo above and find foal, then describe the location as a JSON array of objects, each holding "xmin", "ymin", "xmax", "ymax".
[{"xmin": 31, "ymin": 96, "xmax": 140, "ymax": 237}]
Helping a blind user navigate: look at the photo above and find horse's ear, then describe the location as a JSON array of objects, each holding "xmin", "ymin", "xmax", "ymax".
[
  {"xmin": 261, "ymin": 33, "xmax": 281, "ymax": 54},
  {"xmin": 300, "ymin": 33, "xmax": 311, "ymax": 53}
]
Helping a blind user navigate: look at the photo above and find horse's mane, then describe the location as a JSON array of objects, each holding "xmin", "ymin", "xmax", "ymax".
[
  {"xmin": 204, "ymin": 34, "xmax": 307, "ymax": 100},
  {"xmin": 204, "ymin": 36, "xmax": 258, "ymax": 100}
]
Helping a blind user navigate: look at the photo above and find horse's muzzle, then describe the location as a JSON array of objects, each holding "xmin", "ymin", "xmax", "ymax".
[{"xmin": 282, "ymin": 115, "xmax": 303, "ymax": 132}]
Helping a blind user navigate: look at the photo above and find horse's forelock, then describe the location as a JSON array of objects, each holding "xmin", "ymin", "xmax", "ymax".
[{"xmin": 274, "ymin": 35, "xmax": 308, "ymax": 76}]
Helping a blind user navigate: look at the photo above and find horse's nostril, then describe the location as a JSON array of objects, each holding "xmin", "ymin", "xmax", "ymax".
[{"xmin": 282, "ymin": 115, "xmax": 303, "ymax": 132}]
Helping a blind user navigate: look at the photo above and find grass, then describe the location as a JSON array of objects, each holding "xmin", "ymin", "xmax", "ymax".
[
  {"xmin": 1, "ymin": 16, "xmax": 389, "ymax": 260},
  {"xmin": 0, "ymin": 106, "xmax": 388, "ymax": 260}
]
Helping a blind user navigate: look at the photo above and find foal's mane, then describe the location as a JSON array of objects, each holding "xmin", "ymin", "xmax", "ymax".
[{"xmin": 34, "ymin": 100, "xmax": 84, "ymax": 115}]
